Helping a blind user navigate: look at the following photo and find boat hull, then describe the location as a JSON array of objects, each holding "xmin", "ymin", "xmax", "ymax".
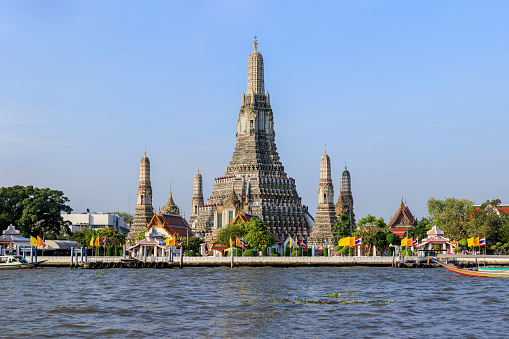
[
  {"xmin": 434, "ymin": 259, "xmax": 509, "ymax": 277},
  {"xmin": 0, "ymin": 264, "xmax": 36, "ymax": 269}
]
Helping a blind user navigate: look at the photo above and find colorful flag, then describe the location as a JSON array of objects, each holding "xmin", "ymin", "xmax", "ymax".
[
  {"xmin": 177, "ymin": 238, "xmax": 182, "ymax": 248},
  {"xmin": 95, "ymin": 236, "xmax": 100, "ymax": 247},
  {"xmin": 401, "ymin": 237, "xmax": 407, "ymax": 247},
  {"xmin": 479, "ymin": 237, "xmax": 486, "ymax": 246},
  {"xmin": 30, "ymin": 236, "xmax": 37, "ymax": 246},
  {"xmin": 467, "ymin": 237, "xmax": 474, "ymax": 247},
  {"xmin": 42, "ymin": 236, "xmax": 46, "ymax": 249},
  {"xmin": 299, "ymin": 238, "xmax": 307, "ymax": 249},
  {"xmin": 412, "ymin": 238, "xmax": 418, "ymax": 246},
  {"xmin": 349, "ymin": 237, "xmax": 355, "ymax": 247},
  {"xmin": 165, "ymin": 237, "xmax": 170, "ymax": 246},
  {"xmin": 242, "ymin": 238, "xmax": 248, "ymax": 248},
  {"xmin": 169, "ymin": 237, "xmax": 175, "ymax": 247},
  {"xmin": 355, "ymin": 237, "xmax": 362, "ymax": 247},
  {"xmin": 407, "ymin": 237, "xmax": 413, "ymax": 247},
  {"xmin": 474, "ymin": 237, "xmax": 479, "ymax": 247},
  {"xmin": 90, "ymin": 236, "xmax": 94, "ymax": 247},
  {"xmin": 294, "ymin": 238, "xmax": 298, "ymax": 248},
  {"xmin": 102, "ymin": 236, "xmax": 107, "ymax": 249},
  {"xmin": 236, "ymin": 237, "xmax": 241, "ymax": 247},
  {"xmin": 289, "ymin": 237, "xmax": 293, "ymax": 248},
  {"xmin": 37, "ymin": 236, "xmax": 43, "ymax": 248}
]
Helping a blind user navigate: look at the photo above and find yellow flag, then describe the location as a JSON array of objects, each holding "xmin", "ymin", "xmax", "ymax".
[
  {"xmin": 401, "ymin": 237, "xmax": 407, "ymax": 247},
  {"xmin": 165, "ymin": 237, "xmax": 170, "ymax": 246},
  {"xmin": 407, "ymin": 238, "xmax": 413, "ymax": 247},
  {"xmin": 349, "ymin": 237, "xmax": 355, "ymax": 247},
  {"xmin": 95, "ymin": 236, "xmax": 100, "ymax": 247},
  {"xmin": 229, "ymin": 237, "xmax": 234, "ymax": 247},
  {"xmin": 289, "ymin": 237, "xmax": 293, "ymax": 248},
  {"xmin": 236, "ymin": 237, "xmax": 241, "ymax": 247},
  {"xmin": 338, "ymin": 237, "xmax": 347, "ymax": 246},
  {"xmin": 294, "ymin": 238, "xmax": 298, "ymax": 248},
  {"xmin": 169, "ymin": 237, "xmax": 175, "ymax": 246},
  {"xmin": 30, "ymin": 236, "xmax": 37, "ymax": 246},
  {"xmin": 474, "ymin": 237, "xmax": 479, "ymax": 246},
  {"xmin": 467, "ymin": 237, "xmax": 473, "ymax": 247},
  {"xmin": 90, "ymin": 236, "xmax": 94, "ymax": 247},
  {"xmin": 37, "ymin": 236, "xmax": 43, "ymax": 248}
]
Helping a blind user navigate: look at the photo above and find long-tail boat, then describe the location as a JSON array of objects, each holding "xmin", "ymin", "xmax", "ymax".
[{"xmin": 432, "ymin": 258, "xmax": 509, "ymax": 277}]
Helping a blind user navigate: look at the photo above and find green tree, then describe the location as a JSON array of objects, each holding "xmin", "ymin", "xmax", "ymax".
[
  {"xmin": 243, "ymin": 218, "xmax": 274, "ymax": 249},
  {"xmin": 216, "ymin": 218, "xmax": 274, "ymax": 250},
  {"xmin": 0, "ymin": 185, "xmax": 73, "ymax": 238},
  {"xmin": 427, "ymin": 197, "xmax": 474, "ymax": 240},
  {"xmin": 466, "ymin": 199, "xmax": 509, "ymax": 244},
  {"xmin": 412, "ymin": 218, "xmax": 431, "ymax": 240},
  {"xmin": 357, "ymin": 215, "xmax": 389, "ymax": 255},
  {"xmin": 334, "ymin": 213, "xmax": 352, "ymax": 240},
  {"xmin": 182, "ymin": 236, "xmax": 204, "ymax": 252}
]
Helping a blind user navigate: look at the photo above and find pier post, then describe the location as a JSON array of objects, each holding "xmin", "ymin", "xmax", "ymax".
[
  {"xmin": 179, "ymin": 247, "xmax": 183, "ymax": 269},
  {"xmin": 70, "ymin": 247, "xmax": 74, "ymax": 268},
  {"xmin": 231, "ymin": 250, "xmax": 234, "ymax": 268}
]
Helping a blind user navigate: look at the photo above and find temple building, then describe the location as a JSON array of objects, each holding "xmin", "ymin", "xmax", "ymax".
[
  {"xmin": 191, "ymin": 36, "xmax": 313, "ymax": 242},
  {"xmin": 188, "ymin": 167, "xmax": 204, "ymax": 225},
  {"xmin": 387, "ymin": 197, "xmax": 416, "ymax": 237},
  {"xmin": 335, "ymin": 163, "xmax": 355, "ymax": 226},
  {"xmin": 308, "ymin": 147, "xmax": 337, "ymax": 248},
  {"xmin": 126, "ymin": 149, "xmax": 154, "ymax": 244},
  {"xmin": 146, "ymin": 212, "xmax": 194, "ymax": 241}
]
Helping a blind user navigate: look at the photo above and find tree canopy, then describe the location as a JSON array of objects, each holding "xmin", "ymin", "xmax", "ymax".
[
  {"xmin": 427, "ymin": 197, "xmax": 474, "ymax": 240},
  {"xmin": 0, "ymin": 185, "xmax": 72, "ymax": 238},
  {"xmin": 334, "ymin": 213, "xmax": 352, "ymax": 240},
  {"xmin": 216, "ymin": 218, "xmax": 274, "ymax": 250}
]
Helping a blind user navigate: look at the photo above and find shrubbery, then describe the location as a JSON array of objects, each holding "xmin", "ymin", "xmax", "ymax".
[{"xmin": 242, "ymin": 249, "xmax": 256, "ymax": 257}]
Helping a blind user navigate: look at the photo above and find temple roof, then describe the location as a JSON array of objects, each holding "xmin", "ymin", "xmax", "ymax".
[
  {"xmin": 387, "ymin": 198, "xmax": 416, "ymax": 230},
  {"xmin": 146, "ymin": 212, "xmax": 195, "ymax": 238}
]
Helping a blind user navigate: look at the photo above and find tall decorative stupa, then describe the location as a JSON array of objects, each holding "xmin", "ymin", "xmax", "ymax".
[
  {"xmin": 192, "ymin": 36, "xmax": 313, "ymax": 241},
  {"xmin": 308, "ymin": 147, "xmax": 337, "ymax": 247},
  {"xmin": 188, "ymin": 167, "xmax": 204, "ymax": 224},
  {"xmin": 161, "ymin": 183, "xmax": 180, "ymax": 215},
  {"xmin": 126, "ymin": 149, "xmax": 154, "ymax": 243},
  {"xmin": 335, "ymin": 163, "xmax": 355, "ymax": 226}
]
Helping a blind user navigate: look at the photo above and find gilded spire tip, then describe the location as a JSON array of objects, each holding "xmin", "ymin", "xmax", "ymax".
[
  {"xmin": 144, "ymin": 147, "xmax": 147, "ymax": 157},
  {"xmin": 345, "ymin": 161, "xmax": 347, "ymax": 170},
  {"xmin": 324, "ymin": 144, "xmax": 327, "ymax": 154},
  {"xmin": 197, "ymin": 165, "xmax": 200, "ymax": 174},
  {"xmin": 253, "ymin": 35, "xmax": 258, "ymax": 50}
]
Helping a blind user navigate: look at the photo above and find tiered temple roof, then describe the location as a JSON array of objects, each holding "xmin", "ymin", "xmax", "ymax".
[{"xmin": 387, "ymin": 197, "xmax": 416, "ymax": 237}]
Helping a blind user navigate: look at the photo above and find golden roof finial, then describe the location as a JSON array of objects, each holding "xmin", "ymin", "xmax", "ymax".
[
  {"xmin": 197, "ymin": 165, "xmax": 200, "ymax": 174},
  {"xmin": 144, "ymin": 147, "xmax": 147, "ymax": 157},
  {"xmin": 345, "ymin": 162, "xmax": 347, "ymax": 170},
  {"xmin": 253, "ymin": 35, "xmax": 258, "ymax": 50},
  {"xmin": 324, "ymin": 144, "xmax": 327, "ymax": 154}
]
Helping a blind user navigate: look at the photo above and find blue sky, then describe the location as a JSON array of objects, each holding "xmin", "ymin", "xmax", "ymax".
[{"xmin": 1, "ymin": 1, "xmax": 508, "ymax": 223}]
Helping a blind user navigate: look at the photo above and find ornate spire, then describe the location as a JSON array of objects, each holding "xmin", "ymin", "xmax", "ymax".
[
  {"xmin": 144, "ymin": 147, "xmax": 146, "ymax": 157},
  {"xmin": 247, "ymin": 36, "xmax": 264, "ymax": 95},
  {"xmin": 197, "ymin": 165, "xmax": 200, "ymax": 174},
  {"xmin": 324, "ymin": 144, "xmax": 327, "ymax": 154},
  {"xmin": 345, "ymin": 162, "xmax": 347, "ymax": 170},
  {"xmin": 253, "ymin": 35, "xmax": 258, "ymax": 50},
  {"xmin": 162, "ymin": 182, "xmax": 180, "ymax": 215}
]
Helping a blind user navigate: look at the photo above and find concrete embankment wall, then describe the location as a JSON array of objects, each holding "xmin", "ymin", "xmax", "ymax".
[
  {"xmin": 37, "ymin": 256, "xmax": 394, "ymax": 267},
  {"xmin": 36, "ymin": 255, "xmax": 509, "ymax": 268}
]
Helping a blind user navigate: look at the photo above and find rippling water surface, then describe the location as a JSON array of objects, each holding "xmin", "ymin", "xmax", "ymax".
[{"xmin": 2, "ymin": 266, "xmax": 509, "ymax": 338}]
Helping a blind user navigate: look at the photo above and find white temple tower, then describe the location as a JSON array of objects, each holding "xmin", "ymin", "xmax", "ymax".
[
  {"xmin": 189, "ymin": 167, "xmax": 204, "ymax": 224},
  {"xmin": 192, "ymin": 36, "xmax": 313, "ymax": 241},
  {"xmin": 308, "ymin": 147, "xmax": 338, "ymax": 248},
  {"xmin": 126, "ymin": 149, "xmax": 154, "ymax": 243}
]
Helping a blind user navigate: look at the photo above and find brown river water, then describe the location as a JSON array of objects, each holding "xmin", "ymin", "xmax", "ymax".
[{"xmin": 1, "ymin": 266, "xmax": 508, "ymax": 338}]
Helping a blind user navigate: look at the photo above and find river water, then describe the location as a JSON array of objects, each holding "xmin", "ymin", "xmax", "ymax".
[{"xmin": 2, "ymin": 266, "xmax": 508, "ymax": 338}]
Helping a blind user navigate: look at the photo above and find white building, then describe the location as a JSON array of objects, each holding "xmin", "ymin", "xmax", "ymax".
[{"xmin": 62, "ymin": 212, "xmax": 129, "ymax": 235}]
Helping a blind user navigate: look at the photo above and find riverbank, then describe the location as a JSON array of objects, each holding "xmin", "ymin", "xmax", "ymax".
[{"xmin": 34, "ymin": 254, "xmax": 509, "ymax": 268}]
